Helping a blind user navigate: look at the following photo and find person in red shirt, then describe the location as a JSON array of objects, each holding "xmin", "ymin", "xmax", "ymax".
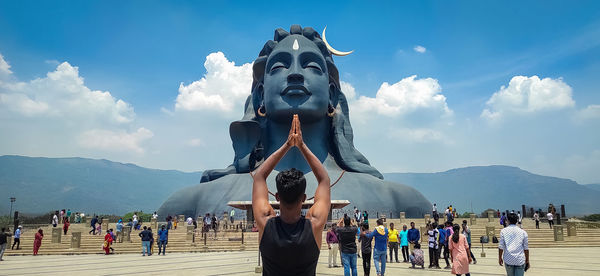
[
  {"xmin": 103, "ymin": 230, "xmax": 113, "ymax": 255},
  {"xmin": 63, "ymin": 217, "xmax": 70, "ymax": 235},
  {"xmin": 33, "ymin": 229, "xmax": 43, "ymax": 256}
]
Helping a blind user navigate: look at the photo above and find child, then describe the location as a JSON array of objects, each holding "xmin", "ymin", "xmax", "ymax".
[{"xmin": 409, "ymin": 243, "xmax": 425, "ymax": 269}]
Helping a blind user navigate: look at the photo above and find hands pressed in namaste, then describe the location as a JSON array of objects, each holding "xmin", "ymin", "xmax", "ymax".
[{"xmin": 286, "ymin": 114, "xmax": 304, "ymax": 148}]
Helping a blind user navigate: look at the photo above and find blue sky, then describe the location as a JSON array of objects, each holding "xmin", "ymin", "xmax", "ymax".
[{"xmin": 1, "ymin": 1, "xmax": 599, "ymax": 183}]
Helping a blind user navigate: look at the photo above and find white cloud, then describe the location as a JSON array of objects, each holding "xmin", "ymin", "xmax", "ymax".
[
  {"xmin": 481, "ymin": 76, "xmax": 575, "ymax": 120},
  {"xmin": 339, "ymin": 80, "xmax": 356, "ymax": 100},
  {"xmin": 0, "ymin": 61, "xmax": 135, "ymax": 124},
  {"xmin": 349, "ymin": 75, "xmax": 452, "ymax": 119},
  {"xmin": 0, "ymin": 53, "xmax": 12, "ymax": 77},
  {"xmin": 388, "ymin": 128, "xmax": 446, "ymax": 143},
  {"xmin": 186, "ymin": 138, "xmax": 204, "ymax": 147},
  {"xmin": 79, "ymin": 128, "xmax": 153, "ymax": 154},
  {"xmin": 0, "ymin": 53, "xmax": 150, "ymax": 155},
  {"xmin": 175, "ymin": 52, "xmax": 253, "ymax": 114},
  {"xmin": 575, "ymin": 104, "xmax": 600, "ymax": 121},
  {"xmin": 413, "ymin": 45, "xmax": 427, "ymax": 53}
]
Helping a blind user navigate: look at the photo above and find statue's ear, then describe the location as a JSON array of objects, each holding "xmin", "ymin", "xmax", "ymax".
[
  {"xmin": 257, "ymin": 83, "xmax": 265, "ymax": 103},
  {"xmin": 329, "ymin": 83, "xmax": 337, "ymax": 106}
]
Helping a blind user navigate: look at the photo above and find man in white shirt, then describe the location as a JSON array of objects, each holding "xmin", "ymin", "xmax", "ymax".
[
  {"xmin": 52, "ymin": 213, "xmax": 59, "ymax": 227},
  {"xmin": 186, "ymin": 217, "xmax": 193, "ymax": 225},
  {"xmin": 533, "ymin": 211, "xmax": 540, "ymax": 229},
  {"xmin": 546, "ymin": 212, "xmax": 554, "ymax": 229},
  {"xmin": 499, "ymin": 213, "xmax": 530, "ymax": 276},
  {"xmin": 230, "ymin": 209, "xmax": 235, "ymax": 224},
  {"xmin": 152, "ymin": 212, "xmax": 158, "ymax": 219}
]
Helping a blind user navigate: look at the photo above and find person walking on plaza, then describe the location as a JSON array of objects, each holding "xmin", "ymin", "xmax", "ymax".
[
  {"xmin": 203, "ymin": 213, "xmax": 211, "ymax": 235},
  {"xmin": 409, "ymin": 243, "xmax": 425, "ymax": 269},
  {"xmin": 152, "ymin": 212, "xmax": 158, "ymax": 220},
  {"xmin": 52, "ymin": 211, "xmax": 59, "ymax": 227},
  {"xmin": 97, "ymin": 217, "xmax": 103, "ymax": 234},
  {"xmin": 139, "ymin": 226, "xmax": 152, "ymax": 256},
  {"xmin": 89, "ymin": 216, "xmax": 98, "ymax": 235},
  {"xmin": 533, "ymin": 211, "xmax": 540, "ymax": 229},
  {"xmin": 363, "ymin": 211, "xmax": 369, "ymax": 225},
  {"xmin": 499, "ymin": 213, "xmax": 530, "ymax": 276},
  {"xmin": 547, "ymin": 212, "xmax": 554, "ymax": 229},
  {"xmin": 116, "ymin": 219, "xmax": 124, "ymax": 243},
  {"xmin": 461, "ymin": 220, "xmax": 477, "ymax": 264},
  {"xmin": 427, "ymin": 222, "xmax": 440, "ymax": 269},
  {"xmin": 399, "ymin": 224, "xmax": 409, "ymax": 262},
  {"xmin": 12, "ymin": 225, "xmax": 22, "ymax": 250},
  {"xmin": 327, "ymin": 225, "xmax": 340, "ymax": 268},
  {"xmin": 408, "ymin": 222, "xmax": 420, "ymax": 249},
  {"xmin": 336, "ymin": 217, "xmax": 358, "ymax": 276},
  {"xmin": 109, "ymin": 229, "xmax": 116, "ymax": 253},
  {"xmin": 63, "ymin": 217, "xmax": 70, "ymax": 235},
  {"xmin": 230, "ymin": 209, "xmax": 235, "ymax": 224},
  {"xmin": 252, "ymin": 115, "xmax": 331, "ymax": 275},
  {"xmin": 132, "ymin": 212, "xmax": 139, "ymax": 230},
  {"xmin": 359, "ymin": 223, "xmax": 373, "ymax": 276},
  {"xmin": 438, "ymin": 223, "xmax": 451, "ymax": 269},
  {"xmin": 66, "ymin": 209, "xmax": 71, "ymax": 220},
  {"xmin": 362, "ymin": 218, "xmax": 389, "ymax": 276},
  {"xmin": 148, "ymin": 227, "xmax": 155, "ymax": 255},
  {"xmin": 500, "ymin": 212, "xmax": 507, "ymax": 228},
  {"xmin": 449, "ymin": 224, "xmax": 471, "ymax": 276},
  {"xmin": 517, "ymin": 211, "xmax": 522, "ymax": 228},
  {"xmin": 0, "ymin": 227, "xmax": 12, "ymax": 261},
  {"xmin": 158, "ymin": 224, "xmax": 168, "ymax": 255},
  {"xmin": 211, "ymin": 213, "xmax": 218, "ymax": 239},
  {"xmin": 33, "ymin": 229, "xmax": 43, "ymax": 256},
  {"xmin": 388, "ymin": 223, "xmax": 400, "ymax": 263},
  {"xmin": 103, "ymin": 229, "xmax": 113, "ymax": 255}
]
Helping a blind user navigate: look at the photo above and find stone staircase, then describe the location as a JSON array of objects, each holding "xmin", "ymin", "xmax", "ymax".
[{"xmin": 5, "ymin": 218, "xmax": 599, "ymax": 256}]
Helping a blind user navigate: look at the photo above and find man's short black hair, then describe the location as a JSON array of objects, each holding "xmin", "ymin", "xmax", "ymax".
[
  {"xmin": 362, "ymin": 222, "xmax": 369, "ymax": 230},
  {"xmin": 376, "ymin": 218, "xmax": 383, "ymax": 225},
  {"xmin": 275, "ymin": 168, "xmax": 306, "ymax": 203},
  {"xmin": 507, "ymin": 213, "xmax": 519, "ymax": 224},
  {"xmin": 344, "ymin": 216, "xmax": 351, "ymax": 226},
  {"xmin": 414, "ymin": 243, "xmax": 421, "ymax": 249}
]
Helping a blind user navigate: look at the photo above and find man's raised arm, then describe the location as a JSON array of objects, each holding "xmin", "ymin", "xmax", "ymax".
[
  {"xmin": 299, "ymin": 117, "xmax": 331, "ymax": 228},
  {"xmin": 252, "ymin": 117, "xmax": 296, "ymax": 234}
]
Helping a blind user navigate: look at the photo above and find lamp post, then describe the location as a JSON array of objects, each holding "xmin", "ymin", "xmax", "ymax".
[{"xmin": 9, "ymin": 197, "xmax": 16, "ymax": 226}]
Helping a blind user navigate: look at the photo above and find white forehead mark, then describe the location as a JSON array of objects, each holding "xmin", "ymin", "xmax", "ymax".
[{"xmin": 292, "ymin": 39, "xmax": 299, "ymax": 51}]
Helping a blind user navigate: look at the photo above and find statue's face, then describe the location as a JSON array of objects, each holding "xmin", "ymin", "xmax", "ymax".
[{"xmin": 263, "ymin": 35, "xmax": 330, "ymax": 124}]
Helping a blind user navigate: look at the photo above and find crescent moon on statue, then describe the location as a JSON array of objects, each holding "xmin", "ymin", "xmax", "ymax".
[{"xmin": 322, "ymin": 26, "xmax": 354, "ymax": 56}]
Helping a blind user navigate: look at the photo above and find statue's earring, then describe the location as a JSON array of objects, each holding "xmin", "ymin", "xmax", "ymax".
[
  {"xmin": 327, "ymin": 104, "xmax": 335, "ymax": 117},
  {"xmin": 257, "ymin": 105, "xmax": 267, "ymax": 117}
]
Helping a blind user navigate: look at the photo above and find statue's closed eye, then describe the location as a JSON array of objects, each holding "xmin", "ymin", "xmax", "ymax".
[
  {"xmin": 270, "ymin": 62, "xmax": 286, "ymax": 72},
  {"xmin": 305, "ymin": 62, "xmax": 322, "ymax": 72}
]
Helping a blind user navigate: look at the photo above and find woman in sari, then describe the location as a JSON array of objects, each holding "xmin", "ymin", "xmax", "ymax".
[
  {"xmin": 63, "ymin": 217, "xmax": 70, "ymax": 235},
  {"xmin": 103, "ymin": 229, "xmax": 113, "ymax": 255},
  {"xmin": 33, "ymin": 229, "xmax": 43, "ymax": 255}
]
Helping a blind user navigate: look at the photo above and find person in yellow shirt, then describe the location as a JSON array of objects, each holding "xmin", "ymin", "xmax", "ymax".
[{"xmin": 388, "ymin": 222, "xmax": 400, "ymax": 263}]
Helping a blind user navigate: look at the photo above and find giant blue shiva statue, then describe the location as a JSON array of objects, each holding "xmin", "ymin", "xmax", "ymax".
[{"xmin": 158, "ymin": 25, "xmax": 430, "ymax": 218}]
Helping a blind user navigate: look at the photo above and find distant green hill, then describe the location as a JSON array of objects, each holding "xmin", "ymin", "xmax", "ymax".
[
  {"xmin": 0, "ymin": 155, "xmax": 202, "ymax": 215},
  {"xmin": 383, "ymin": 166, "xmax": 600, "ymax": 216},
  {"xmin": 2, "ymin": 156, "xmax": 598, "ymax": 216}
]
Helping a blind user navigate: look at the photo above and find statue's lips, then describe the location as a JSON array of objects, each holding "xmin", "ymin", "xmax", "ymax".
[{"xmin": 281, "ymin": 85, "xmax": 311, "ymax": 96}]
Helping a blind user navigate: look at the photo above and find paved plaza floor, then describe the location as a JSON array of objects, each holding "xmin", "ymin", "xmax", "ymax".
[{"xmin": 1, "ymin": 247, "xmax": 599, "ymax": 275}]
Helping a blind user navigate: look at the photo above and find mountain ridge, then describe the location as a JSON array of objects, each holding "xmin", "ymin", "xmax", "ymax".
[{"xmin": 1, "ymin": 155, "xmax": 598, "ymax": 216}]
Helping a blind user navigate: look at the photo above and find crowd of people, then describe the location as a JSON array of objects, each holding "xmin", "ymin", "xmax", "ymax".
[{"xmin": 323, "ymin": 210, "xmax": 480, "ymax": 276}]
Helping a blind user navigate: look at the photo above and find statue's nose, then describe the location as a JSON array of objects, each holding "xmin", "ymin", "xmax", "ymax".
[{"xmin": 287, "ymin": 73, "xmax": 304, "ymax": 84}]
